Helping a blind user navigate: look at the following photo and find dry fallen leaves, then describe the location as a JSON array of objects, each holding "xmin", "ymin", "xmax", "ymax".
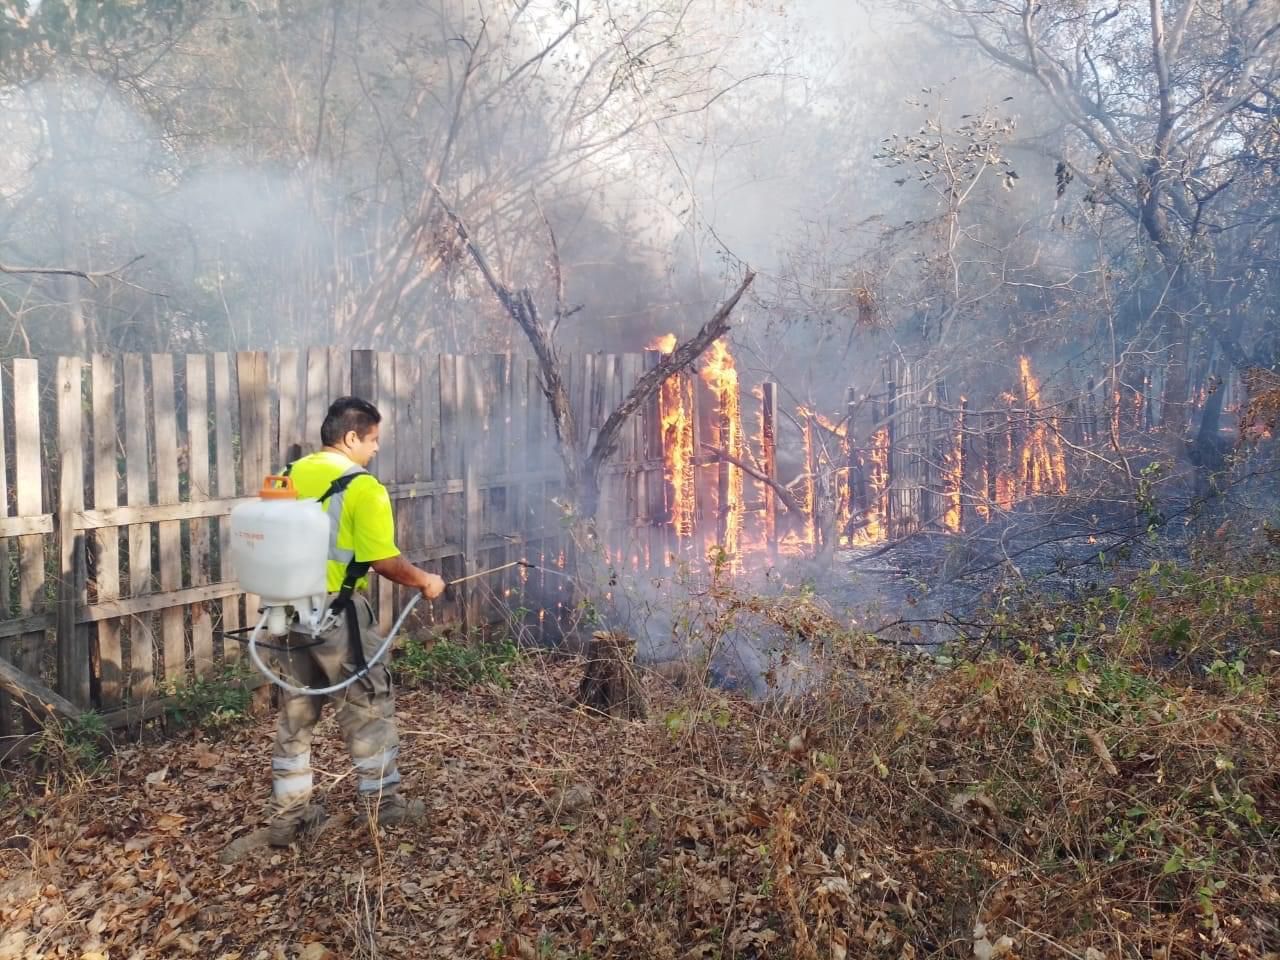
[
  {"xmin": 1, "ymin": 652, "xmax": 1274, "ymax": 960},
  {"xmin": 1085, "ymin": 729, "xmax": 1120, "ymax": 777}
]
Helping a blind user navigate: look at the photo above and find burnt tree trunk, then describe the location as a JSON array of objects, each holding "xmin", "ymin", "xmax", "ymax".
[
  {"xmin": 577, "ymin": 631, "xmax": 648, "ymax": 720},
  {"xmin": 435, "ymin": 178, "xmax": 754, "ymax": 524}
]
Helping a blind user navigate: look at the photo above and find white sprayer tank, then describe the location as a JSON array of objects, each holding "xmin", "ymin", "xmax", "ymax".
[{"xmin": 230, "ymin": 476, "xmax": 329, "ymax": 632}]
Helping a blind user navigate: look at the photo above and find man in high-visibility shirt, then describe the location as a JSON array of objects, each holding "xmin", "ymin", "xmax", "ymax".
[{"xmin": 267, "ymin": 396, "xmax": 445, "ymax": 846}]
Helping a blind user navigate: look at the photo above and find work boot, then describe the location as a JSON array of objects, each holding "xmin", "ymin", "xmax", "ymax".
[
  {"xmin": 373, "ymin": 795, "xmax": 426, "ymax": 828},
  {"xmin": 267, "ymin": 804, "xmax": 327, "ymax": 847}
]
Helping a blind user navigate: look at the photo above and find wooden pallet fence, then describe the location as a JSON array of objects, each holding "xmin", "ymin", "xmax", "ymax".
[{"xmin": 0, "ymin": 350, "xmax": 682, "ymax": 740}]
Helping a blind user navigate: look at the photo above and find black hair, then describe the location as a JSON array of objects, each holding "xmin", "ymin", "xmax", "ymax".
[{"xmin": 321, "ymin": 396, "xmax": 381, "ymax": 446}]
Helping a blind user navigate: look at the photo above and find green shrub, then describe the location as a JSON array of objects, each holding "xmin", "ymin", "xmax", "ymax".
[
  {"xmin": 396, "ymin": 631, "xmax": 519, "ymax": 690},
  {"xmin": 30, "ymin": 710, "xmax": 108, "ymax": 775},
  {"xmin": 165, "ymin": 664, "xmax": 255, "ymax": 731}
]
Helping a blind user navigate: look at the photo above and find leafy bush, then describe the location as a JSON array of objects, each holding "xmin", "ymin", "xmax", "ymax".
[
  {"xmin": 164, "ymin": 664, "xmax": 255, "ymax": 731},
  {"xmin": 30, "ymin": 710, "xmax": 108, "ymax": 776},
  {"xmin": 396, "ymin": 630, "xmax": 519, "ymax": 690}
]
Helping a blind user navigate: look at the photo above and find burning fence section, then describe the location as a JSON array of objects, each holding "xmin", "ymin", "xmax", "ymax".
[
  {"xmin": 646, "ymin": 343, "xmax": 1078, "ymax": 561},
  {"xmin": 834, "ymin": 357, "xmax": 1072, "ymax": 546}
]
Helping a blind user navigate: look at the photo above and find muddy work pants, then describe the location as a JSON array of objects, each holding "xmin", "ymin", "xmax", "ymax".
[{"xmin": 269, "ymin": 595, "xmax": 403, "ymax": 828}]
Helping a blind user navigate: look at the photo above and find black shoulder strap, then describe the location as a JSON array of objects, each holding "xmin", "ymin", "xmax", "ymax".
[
  {"xmin": 319, "ymin": 468, "xmax": 368, "ymax": 505},
  {"xmin": 319, "ymin": 466, "xmax": 373, "ymax": 677}
]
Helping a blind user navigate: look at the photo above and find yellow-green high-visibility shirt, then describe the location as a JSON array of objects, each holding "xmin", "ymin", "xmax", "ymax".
[{"xmin": 287, "ymin": 450, "xmax": 399, "ymax": 592}]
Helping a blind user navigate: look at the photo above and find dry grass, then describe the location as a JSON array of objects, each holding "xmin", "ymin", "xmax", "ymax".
[{"xmin": 1, "ymin": 559, "xmax": 1278, "ymax": 960}]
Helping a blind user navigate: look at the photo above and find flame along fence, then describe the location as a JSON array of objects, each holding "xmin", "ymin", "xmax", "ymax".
[
  {"xmin": 652, "ymin": 348, "xmax": 1243, "ymax": 559},
  {"xmin": 791, "ymin": 353, "xmax": 1243, "ymax": 553},
  {"xmin": 0, "ymin": 346, "xmax": 1238, "ymax": 745}
]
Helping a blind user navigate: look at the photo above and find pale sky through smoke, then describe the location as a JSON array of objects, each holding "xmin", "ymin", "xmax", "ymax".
[
  {"xmin": 538, "ymin": 0, "xmax": 916, "ymax": 280},
  {"xmin": 0, "ymin": 0, "xmax": 1022, "ymax": 357}
]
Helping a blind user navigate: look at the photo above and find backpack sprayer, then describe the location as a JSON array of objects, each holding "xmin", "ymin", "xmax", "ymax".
[{"xmin": 228, "ymin": 474, "xmax": 535, "ymax": 697}]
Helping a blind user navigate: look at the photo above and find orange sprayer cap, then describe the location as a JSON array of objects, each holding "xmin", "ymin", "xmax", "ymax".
[{"xmin": 259, "ymin": 475, "xmax": 298, "ymax": 500}]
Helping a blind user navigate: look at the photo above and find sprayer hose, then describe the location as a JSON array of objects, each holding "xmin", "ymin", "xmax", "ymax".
[
  {"xmin": 247, "ymin": 594, "xmax": 421, "ymax": 697},
  {"xmin": 247, "ymin": 559, "xmax": 556, "ymax": 696}
]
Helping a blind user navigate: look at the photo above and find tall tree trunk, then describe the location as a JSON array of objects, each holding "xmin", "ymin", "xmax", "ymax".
[
  {"xmin": 1161, "ymin": 311, "xmax": 1192, "ymax": 440},
  {"xmin": 1190, "ymin": 306, "xmax": 1245, "ymax": 479}
]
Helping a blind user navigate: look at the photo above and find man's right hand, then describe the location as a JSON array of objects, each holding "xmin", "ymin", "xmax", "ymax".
[{"xmin": 419, "ymin": 572, "xmax": 446, "ymax": 601}]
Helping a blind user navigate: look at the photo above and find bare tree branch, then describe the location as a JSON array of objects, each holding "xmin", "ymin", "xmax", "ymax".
[
  {"xmin": 701, "ymin": 441, "xmax": 804, "ymax": 516},
  {"xmin": 0, "ymin": 254, "xmax": 145, "ymax": 287},
  {"xmin": 432, "ymin": 181, "xmax": 580, "ymax": 476},
  {"xmin": 433, "ymin": 179, "xmax": 755, "ymax": 516},
  {"xmin": 583, "ymin": 270, "xmax": 756, "ymax": 481}
]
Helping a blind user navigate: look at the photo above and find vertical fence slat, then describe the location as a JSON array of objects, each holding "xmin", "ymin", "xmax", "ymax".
[
  {"xmin": 691, "ymin": 367, "xmax": 709, "ymax": 561},
  {"xmin": 441, "ymin": 354, "xmax": 461, "ymax": 478},
  {"xmin": 714, "ymin": 360, "xmax": 732, "ymax": 553},
  {"xmin": 922, "ymin": 379, "xmax": 937, "ymax": 528},
  {"xmin": 423, "ymin": 354, "xmax": 440, "ymax": 483},
  {"xmin": 329, "ymin": 345, "xmax": 350, "ymax": 399},
  {"xmin": 374, "ymin": 351, "xmax": 395, "ymax": 633},
  {"xmin": 602, "ymin": 353, "xmax": 619, "ymax": 555},
  {"xmin": 185, "ymin": 355, "xmax": 215, "ymax": 675},
  {"xmin": 511, "ymin": 353, "xmax": 530, "ymax": 575},
  {"xmin": 642, "ymin": 352, "xmax": 666, "ymax": 570},
  {"xmin": 439, "ymin": 353, "xmax": 461, "ymax": 620},
  {"xmin": 619, "ymin": 354, "xmax": 639, "ymax": 570},
  {"xmin": 305, "ymin": 347, "xmax": 329, "ymax": 453},
  {"xmin": 523, "ymin": 358, "xmax": 542, "ymax": 599},
  {"xmin": 91, "ymin": 356, "xmax": 123, "ymax": 706},
  {"xmin": 466, "ymin": 355, "xmax": 493, "ymax": 608},
  {"xmin": 394, "ymin": 353, "xmax": 425, "ymax": 621},
  {"xmin": 393, "ymin": 352, "xmax": 419, "ymax": 565},
  {"xmin": 351, "ymin": 349, "xmax": 375, "ymax": 402},
  {"xmin": 123, "ymin": 354, "xmax": 155, "ymax": 696},
  {"xmin": 56, "ymin": 357, "xmax": 90, "ymax": 706},
  {"xmin": 395, "ymin": 354, "xmax": 423, "ymax": 484},
  {"xmin": 423, "ymin": 355, "xmax": 442, "ymax": 554},
  {"xmin": 277, "ymin": 349, "xmax": 301, "ymax": 467},
  {"xmin": 14, "ymin": 359, "xmax": 46, "ymax": 717},
  {"xmin": 152, "ymin": 355, "xmax": 185, "ymax": 684},
  {"xmin": 375, "ymin": 352, "xmax": 397, "ymax": 482},
  {"xmin": 463, "ymin": 454, "xmax": 481, "ymax": 628},
  {"xmin": 884, "ymin": 375, "xmax": 897, "ymax": 536},
  {"xmin": 493, "ymin": 353, "xmax": 513, "ymax": 600},
  {"xmin": 214, "ymin": 353, "xmax": 240, "ymax": 661}
]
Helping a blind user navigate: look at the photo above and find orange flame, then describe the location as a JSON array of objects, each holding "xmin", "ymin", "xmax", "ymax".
[
  {"xmin": 649, "ymin": 333, "xmax": 677, "ymax": 353},
  {"xmin": 850, "ymin": 427, "xmax": 889, "ymax": 544},
  {"xmin": 639, "ymin": 349, "xmax": 1074, "ymax": 566},
  {"xmin": 801, "ymin": 415, "xmax": 816, "ymax": 547},
  {"xmin": 942, "ymin": 399, "xmax": 965, "ymax": 533},
  {"xmin": 655, "ymin": 336, "xmax": 696, "ymax": 539},
  {"xmin": 996, "ymin": 472, "xmax": 1016, "ymax": 510},
  {"xmin": 700, "ymin": 340, "xmax": 745, "ymax": 558},
  {"xmin": 1018, "ymin": 357, "xmax": 1067, "ymax": 498},
  {"xmin": 810, "ymin": 410, "xmax": 848, "ymax": 438}
]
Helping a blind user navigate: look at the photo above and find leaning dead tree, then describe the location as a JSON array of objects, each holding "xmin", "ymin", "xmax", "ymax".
[
  {"xmin": 433, "ymin": 183, "xmax": 754, "ymax": 719},
  {"xmin": 431, "ymin": 182, "xmax": 756, "ymax": 522}
]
